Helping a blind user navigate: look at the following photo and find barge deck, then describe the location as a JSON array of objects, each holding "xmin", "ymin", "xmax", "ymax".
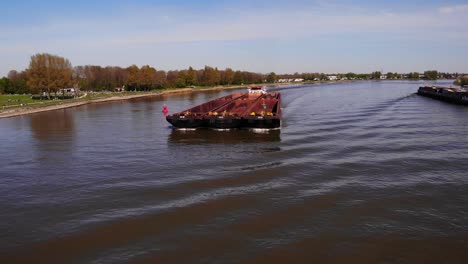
[
  {"xmin": 166, "ymin": 87, "xmax": 281, "ymax": 129},
  {"xmin": 418, "ymin": 86, "xmax": 468, "ymax": 105}
]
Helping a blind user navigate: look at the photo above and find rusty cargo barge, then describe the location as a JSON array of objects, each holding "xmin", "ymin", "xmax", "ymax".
[
  {"xmin": 166, "ymin": 86, "xmax": 281, "ymax": 129},
  {"xmin": 418, "ymin": 86, "xmax": 468, "ymax": 105}
]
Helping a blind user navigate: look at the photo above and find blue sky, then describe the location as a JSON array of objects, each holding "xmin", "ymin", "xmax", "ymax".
[{"xmin": 1, "ymin": 0, "xmax": 468, "ymax": 77}]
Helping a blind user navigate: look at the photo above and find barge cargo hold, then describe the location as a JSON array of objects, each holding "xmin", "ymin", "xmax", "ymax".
[
  {"xmin": 418, "ymin": 86, "xmax": 468, "ymax": 105},
  {"xmin": 166, "ymin": 86, "xmax": 281, "ymax": 129}
]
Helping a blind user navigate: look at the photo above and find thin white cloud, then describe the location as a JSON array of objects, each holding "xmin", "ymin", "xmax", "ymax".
[
  {"xmin": 439, "ymin": 4, "xmax": 468, "ymax": 14},
  {"xmin": 1, "ymin": 4, "xmax": 467, "ymax": 48},
  {"xmin": 105, "ymin": 8, "xmax": 468, "ymax": 46},
  {"xmin": 1, "ymin": 2, "xmax": 468, "ymax": 76}
]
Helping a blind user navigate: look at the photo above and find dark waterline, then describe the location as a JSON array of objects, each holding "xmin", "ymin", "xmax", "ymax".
[{"xmin": 1, "ymin": 81, "xmax": 468, "ymax": 263}]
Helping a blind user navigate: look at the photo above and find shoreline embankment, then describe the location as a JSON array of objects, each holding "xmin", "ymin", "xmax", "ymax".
[
  {"xmin": 0, "ymin": 85, "xmax": 249, "ymax": 119},
  {"xmin": 1, "ymin": 79, "xmax": 442, "ymax": 119}
]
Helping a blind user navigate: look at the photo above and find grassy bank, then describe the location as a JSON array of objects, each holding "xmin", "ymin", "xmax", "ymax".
[
  {"xmin": 0, "ymin": 81, "xmax": 322, "ymax": 116},
  {"xmin": 0, "ymin": 84, "xmax": 252, "ymax": 119},
  {"xmin": 0, "ymin": 94, "xmax": 70, "ymax": 109},
  {"xmin": 0, "ymin": 81, "xmax": 354, "ymax": 118},
  {"xmin": 0, "ymin": 80, "xmax": 357, "ymax": 111},
  {"xmin": 0, "ymin": 94, "xmax": 35, "ymax": 107},
  {"xmin": 1, "ymin": 90, "xmax": 165, "ymax": 110}
]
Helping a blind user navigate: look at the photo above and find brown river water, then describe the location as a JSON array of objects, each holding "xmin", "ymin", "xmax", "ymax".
[{"xmin": 1, "ymin": 80, "xmax": 468, "ymax": 263}]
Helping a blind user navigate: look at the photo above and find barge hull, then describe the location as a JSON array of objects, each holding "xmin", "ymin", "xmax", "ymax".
[
  {"xmin": 418, "ymin": 86, "xmax": 468, "ymax": 106},
  {"xmin": 242, "ymin": 117, "xmax": 281, "ymax": 129},
  {"xmin": 166, "ymin": 89, "xmax": 281, "ymax": 129}
]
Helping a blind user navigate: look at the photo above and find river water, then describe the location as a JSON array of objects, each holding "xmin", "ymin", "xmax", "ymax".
[{"xmin": 1, "ymin": 81, "xmax": 468, "ymax": 263}]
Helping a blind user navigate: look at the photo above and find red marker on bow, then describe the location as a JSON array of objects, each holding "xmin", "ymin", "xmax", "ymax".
[{"xmin": 162, "ymin": 104, "xmax": 169, "ymax": 116}]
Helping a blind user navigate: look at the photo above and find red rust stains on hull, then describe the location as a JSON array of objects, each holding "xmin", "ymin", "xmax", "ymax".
[{"xmin": 166, "ymin": 90, "xmax": 281, "ymax": 129}]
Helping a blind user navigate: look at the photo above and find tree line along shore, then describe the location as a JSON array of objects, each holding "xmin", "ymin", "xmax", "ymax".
[
  {"xmin": 1, "ymin": 53, "xmax": 467, "ymax": 118},
  {"xmin": 1, "ymin": 53, "xmax": 467, "ymax": 96}
]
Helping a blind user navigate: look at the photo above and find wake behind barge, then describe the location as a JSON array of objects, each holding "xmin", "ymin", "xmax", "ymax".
[
  {"xmin": 418, "ymin": 86, "xmax": 468, "ymax": 105},
  {"xmin": 166, "ymin": 86, "xmax": 281, "ymax": 129}
]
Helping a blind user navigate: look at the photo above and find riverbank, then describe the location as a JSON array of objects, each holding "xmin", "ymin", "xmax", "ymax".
[
  {"xmin": 0, "ymin": 79, "xmax": 436, "ymax": 119},
  {"xmin": 0, "ymin": 84, "xmax": 251, "ymax": 119}
]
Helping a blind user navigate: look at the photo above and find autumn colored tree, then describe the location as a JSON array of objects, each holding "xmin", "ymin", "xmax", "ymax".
[
  {"xmin": 16, "ymin": 56, "xmax": 456, "ymax": 93},
  {"xmin": 424, "ymin": 70, "xmax": 438, "ymax": 80},
  {"xmin": 175, "ymin": 71, "xmax": 187, "ymax": 88},
  {"xmin": 87, "ymin": 66, "xmax": 104, "ymax": 90},
  {"xmin": 455, "ymin": 75, "xmax": 468, "ymax": 86},
  {"xmin": 153, "ymin": 70, "xmax": 167, "ymax": 88},
  {"xmin": 408, "ymin": 72, "xmax": 420, "ymax": 79},
  {"xmin": 166, "ymin": 70, "xmax": 179, "ymax": 88},
  {"xmin": 102, "ymin": 66, "xmax": 125, "ymax": 90},
  {"xmin": 186, "ymin": 67, "xmax": 198, "ymax": 86},
  {"xmin": 242, "ymin": 71, "xmax": 252, "ymax": 83},
  {"xmin": 5, "ymin": 70, "xmax": 29, "ymax": 94},
  {"xmin": 232, "ymin": 70, "xmax": 243, "ymax": 85},
  {"xmin": 222, "ymin": 68, "xmax": 234, "ymax": 85},
  {"xmin": 126, "ymin": 65, "xmax": 140, "ymax": 90},
  {"xmin": 344, "ymin": 72, "xmax": 356, "ymax": 80},
  {"xmin": 371, "ymin": 71, "xmax": 382, "ymax": 79},
  {"xmin": 201, "ymin": 66, "xmax": 220, "ymax": 86},
  {"xmin": 0, "ymin": 77, "xmax": 9, "ymax": 94},
  {"xmin": 0, "ymin": 71, "xmax": 30, "ymax": 94},
  {"xmin": 73, "ymin": 66, "xmax": 86, "ymax": 89},
  {"xmin": 266, "ymin": 72, "xmax": 277, "ymax": 83},
  {"xmin": 27, "ymin": 53, "xmax": 72, "ymax": 98},
  {"xmin": 214, "ymin": 67, "xmax": 221, "ymax": 85},
  {"xmin": 139, "ymin": 65, "xmax": 157, "ymax": 90},
  {"xmin": 462, "ymin": 75, "xmax": 468, "ymax": 86},
  {"xmin": 74, "ymin": 65, "xmax": 127, "ymax": 91}
]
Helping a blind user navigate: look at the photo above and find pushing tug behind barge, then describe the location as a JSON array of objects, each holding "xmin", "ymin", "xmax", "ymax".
[
  {"xmin": 418, "ymin": 86, "xmax": 468, "ymax": 105},
  {"xmin": 166, "ymin": 86, "xmax": 281, "ymax": 129}
]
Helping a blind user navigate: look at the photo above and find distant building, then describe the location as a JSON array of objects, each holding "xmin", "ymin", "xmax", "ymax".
[
  {"xmin": 294, "ymin": 78, "xmax": 304, "ymax": 82},
  {"xmin": 328, "ymin": 75, "xmax": 337, "ymax": 81},
  {"xmin": 114, "ymin": 87, "xmax": 125, "ymax": 92},
  {"xmin": 380, "ymin": 75, "xmax": 387, "ymax": 80},
  {"xmin": 60, "ymin": 88, "xmax": 75, "ymax": 94}
]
